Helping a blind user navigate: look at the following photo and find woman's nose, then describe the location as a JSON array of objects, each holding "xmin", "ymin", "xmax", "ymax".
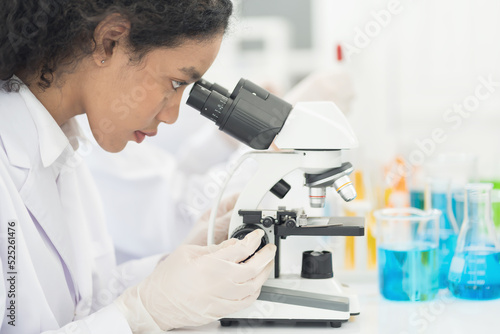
[{"xmin": 157, "ymin": 92, "xmax": 183, "ymax": 124}]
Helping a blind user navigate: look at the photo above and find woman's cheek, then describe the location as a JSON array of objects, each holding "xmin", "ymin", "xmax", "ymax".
[{"xmin": 154, "ymin": 95, "xmax": 170, "ymax": 116}]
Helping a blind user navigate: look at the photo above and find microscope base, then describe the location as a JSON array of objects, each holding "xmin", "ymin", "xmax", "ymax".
[
  {"xmin": 220, "ymin": 318, "xmax": 348, "ymax": 328},
  {"xmin": 220, "ymin": 275, "xmax": 360, "ymax": 328}
]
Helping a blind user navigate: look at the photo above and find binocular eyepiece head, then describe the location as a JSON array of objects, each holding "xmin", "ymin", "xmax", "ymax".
[{"xmin": 186, "ymin": 78, "xmax": 293, "ymax": 150}]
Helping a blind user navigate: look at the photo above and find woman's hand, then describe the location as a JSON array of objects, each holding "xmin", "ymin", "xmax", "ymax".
[{"xmin": 115, "ymin": 229, "xmax": 275, "ymax": 332}]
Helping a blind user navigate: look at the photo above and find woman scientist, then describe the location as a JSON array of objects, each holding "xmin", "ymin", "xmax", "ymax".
[{"xmin": 0, "ymin": 0, "xmax": 276, "ymax": 333}]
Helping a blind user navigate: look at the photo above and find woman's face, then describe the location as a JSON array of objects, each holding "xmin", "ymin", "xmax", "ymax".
[{"xmin": 83, "ymin": 35, "xmax": 223, "ymax": 152}]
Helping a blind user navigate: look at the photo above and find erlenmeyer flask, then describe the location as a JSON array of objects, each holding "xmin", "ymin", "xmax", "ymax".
[
  {"xmin": 425, "ymin": 178, "xmax": 460, "ymax": 289},
  {"xmin": 448, "ymin": 183, "xmax": 500, "ymax": 299}
]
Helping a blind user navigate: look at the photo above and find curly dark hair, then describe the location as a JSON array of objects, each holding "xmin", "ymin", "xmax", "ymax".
[{"xmin": 0, "ymin": 0, "xmax": 233, "ymax": 91}]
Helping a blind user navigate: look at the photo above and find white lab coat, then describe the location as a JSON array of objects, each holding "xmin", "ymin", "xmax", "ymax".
[{"xmin": 0, "ymin": 82, "xmax": 161, "ymax": 333}]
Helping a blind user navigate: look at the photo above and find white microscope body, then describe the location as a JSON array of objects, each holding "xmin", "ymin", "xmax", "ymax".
[{"xmin": 215, "ymin": 101, "xmax": 364, "ymax": 328}]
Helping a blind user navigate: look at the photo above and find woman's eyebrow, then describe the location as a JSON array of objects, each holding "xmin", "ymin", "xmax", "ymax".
[{"xmin": 178, "ymin": 66, "xmax": 201, "ymax": 81}]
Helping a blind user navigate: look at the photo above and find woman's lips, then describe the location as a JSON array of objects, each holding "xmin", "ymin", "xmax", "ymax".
[
  {"xmin": 134, "ymin": 130, "xmax": 157, "ymax": 144},
  {"xmin": 134, "ymin": 131, "xmax": 146, "ymax": 144}
]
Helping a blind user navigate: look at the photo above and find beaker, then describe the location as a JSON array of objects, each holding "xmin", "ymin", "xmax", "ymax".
[
  {"xmin": 448, "ymin": 183, "xmax": 500, "ymax": 300},
  {"xmin": 411, "ymin": 152, "xmax": 477, "ymax": 209},
  {"xmin": 374, "ymin": 208, "xmax": 441, "ymax": 301}
]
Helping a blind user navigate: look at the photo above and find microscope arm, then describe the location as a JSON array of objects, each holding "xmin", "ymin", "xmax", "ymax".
[
  {"xmin": 227, "ymin": 150, "xmax": 344, "ymax": 238},
  {"xmin": 206, "ymin": 150, "xmax": 301, "ymax": 245}
]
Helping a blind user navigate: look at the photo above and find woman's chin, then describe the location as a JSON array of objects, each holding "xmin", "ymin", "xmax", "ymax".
[{"xmin": 95, "ymin": 137, "xmax": 128, "ymax": 153}]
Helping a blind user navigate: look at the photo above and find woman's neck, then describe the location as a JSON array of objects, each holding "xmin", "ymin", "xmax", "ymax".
[{"xmin": 17, "ymin": 70, "xmax": 85, "ymax": 126}]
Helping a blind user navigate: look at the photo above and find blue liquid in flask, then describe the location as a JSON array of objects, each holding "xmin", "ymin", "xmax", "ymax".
[
  {"xmin": 378, "ymin": 243, "xmax": 439, "ymax": 301},
  {"xmin": 449, "ymin": 183, "xmax": 500, "ymax": 300},
  {"xmin": 448, "ymin": 249, "xmax": 500, "ymax": 300}
]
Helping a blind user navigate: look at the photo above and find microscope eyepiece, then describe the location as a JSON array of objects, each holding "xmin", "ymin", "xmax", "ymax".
[
  {"xmin": 187, "ymin": 78, "xmax": 293, "ymax": 150},
  {"xmin": 196, "ymin": 78, "xmax": 231, "ymax": 97},
  {"xmin": 188, "ymin": 84, "xmax": 229, "ymax": 123},
  {"xmin": 187, "ymin": 85, "xmax": 211, "ymax": 111}
]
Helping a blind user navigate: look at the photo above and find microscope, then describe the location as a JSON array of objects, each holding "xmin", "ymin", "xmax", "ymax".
[{"xmin": 187, "ymin": 79, "xmax": 364, "ymax": 328}]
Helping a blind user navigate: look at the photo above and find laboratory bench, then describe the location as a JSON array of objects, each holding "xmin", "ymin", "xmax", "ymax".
[{"xmin": 175, "ymin": 276, "xmax": 500, "ymax": 334}]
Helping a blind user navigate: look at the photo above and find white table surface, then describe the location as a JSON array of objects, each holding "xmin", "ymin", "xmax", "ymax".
[{"xmin": 173, "ymin": 275, "xmax": 500, "ymax": 334}]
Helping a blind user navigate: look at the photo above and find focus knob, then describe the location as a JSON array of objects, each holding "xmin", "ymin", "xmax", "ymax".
[
  {"xmin": 230, "ymin": 224, "xmax": 269, "ymax": 260},
  {"xmin": 261, "ymin": 216, "xmax": 274, "ymax": 228},
  {"xmin": 285, "ymin": 218, "xmax": 296, "ymax": 228}
]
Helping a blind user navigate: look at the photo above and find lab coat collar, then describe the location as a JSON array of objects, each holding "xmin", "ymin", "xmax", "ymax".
[{"xmin": 17, "ymin": 80, "xmax": 87, "ymax": 168}]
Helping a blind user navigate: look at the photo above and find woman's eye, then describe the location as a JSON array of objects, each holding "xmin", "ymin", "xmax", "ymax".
[{"xmin": 172, "ymin": 80, "xmax": 187, "ymax": 91}]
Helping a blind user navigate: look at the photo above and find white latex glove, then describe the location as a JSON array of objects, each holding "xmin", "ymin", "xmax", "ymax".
[
  {"xmin": 183, "ymin": 193, "xmax": 239, "ymax": 246},
  {"xmin": 115, "ymin": 229, "xmax": 275, "ymax": 333}
]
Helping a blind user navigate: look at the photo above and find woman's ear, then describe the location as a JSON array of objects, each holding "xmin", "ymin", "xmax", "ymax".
[{"xmin": 92, "ymin": 13, "xmax": 131, "ymax": 66}]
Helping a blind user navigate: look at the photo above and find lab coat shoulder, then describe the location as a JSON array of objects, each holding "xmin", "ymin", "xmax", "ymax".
[
  {"xmin": 0, "ymin": 90, "xmax": 134, "ymax": 333},
  {"xmin": 0, "ymin": 89, "xmax": 39, "ymax": 188}
]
